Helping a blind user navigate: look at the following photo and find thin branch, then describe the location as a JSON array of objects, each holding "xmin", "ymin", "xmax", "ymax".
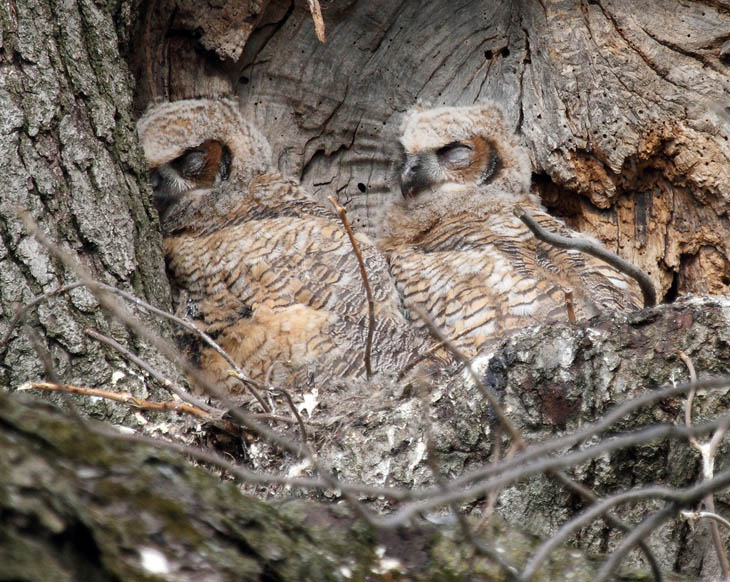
[
  {"xmin": 443, "ymin": 377, "xmax": 730, "ymax": 495},
  {"xmin": 546, "ymin": 470, "xmax": 663, "ymax": 582},
  {"xmin": 398, "ymin": 318, "xmax": 486, "ymax": 379},
  {"xmin": 86, "ymin": 328, "xmax": 219, "ymax": 415},
  {"xmin": 307, "ymin": 0, "xmax": 326, "ymax": 42},
  {"xmin": 19, "ymin": 210, "xmax": 378, "ymax": 526},
  {"xmin": 681, "ymin": 510, "xmax": 730, "ymax": 531},
  {"xmin": 596, "ymin": 504, "xmax": 678, "ymax": 582},
  {"xmin": 371, "ymin": 413, "xmax": 730, "ymax": 527},
  {"xmin": 328, "ymin": 196, "xmax": 375, "ymax": 378},
  {"xmin": 90, "ymin": 281, "xmax": 271, "ymax": 413},
  {"xmin": 22, "ymin": 324, "xmax": 61, "ymax": 384},
  {"xmin": 413, "ymin": 306, "xmax": 663, "ymax": 580},
  {"xmin": 412, "ymin": 306, "xmax": 524, "ymax": 447},
  {"xmin": 513, "ymin": 205, "xmax": 656, "ymax": 307},
  {"xmin": 19, "ymin": 381, "xmax": 213, "ymax": 419},
  {"xmin": 679, "ymin": 350, "xmax": 730, "ymax": 579},
  {"xmin": 563, "ymin": 288, "xmax": 576, "ymax": 323}
]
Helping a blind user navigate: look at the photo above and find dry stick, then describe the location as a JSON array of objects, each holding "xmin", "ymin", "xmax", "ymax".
[
  {"xmin": 513, "ymin": 205, "xmax": 657, "ymax": 308},
  {"xmin": 412, "ymin": 307, "xmax": 663, "ymax": 581},
  {"xmin": 682, "ymin": 510, "xmax": 730, "ymax": 531},
  {"xmin": 0, "ymin": 265, "xmax": 270, "ymax": 413},
  {"xmin": 19, "ymin": 212, "xmax": 377, "ymax": 528},
  {"xmin": 92, "ymin": 423, "xmax": 409, "ymax": 498},
  {"xmin": 416, "ymin": 378, "xmax": 519, "ymax": 577},
  {"xmin": 678, "ymin": 350, "xmax": 730, "ymax": 579},
  {"xmin": 328, "ymin": 196, "xmax": 375, "ymax": 379},
  {"xmin": 413, "ymin": 306, "xmax": 524, "ymax": 446},
  {"xmin": 0, "ymin": 281, "xmax": 84, "ymax": 351},
  {"xmin": 596, "ymin": 504, "xmax": 679, "ymax": 582},
  {"xmin": 563, "ymin": 289, "xmax": 576, "ymax": 323},
  {"xmin": 307, "ymin": 0, "xmax": 326, "ymax": 42},
  {"xmin": 90, "ymin": 281, "xmax": 271, "ymax": 413},
  {"xmin": 371, "ymin": 415, "xmax": 730, "ymax": 529},
  {"xmin": 20, "ymin": 381, "xmax": 213, "ymax": 419},
  {"xmin": 521, "ymin": 467, "xmax": 730, "ymax": 582},
  {"xmin": 86, "ymin": 328, "xmax": 219, "ymax": 415},
  {"xmin": 22, "ymin": 324, "xmax": 61, "ymax": 385},
  {"xmin": 443, "ymin": 377, "xmax": 730, "ymax": 496},
  {"xmin": 398, "ymin": 318, "xmax": 487, "ymax": 379}
]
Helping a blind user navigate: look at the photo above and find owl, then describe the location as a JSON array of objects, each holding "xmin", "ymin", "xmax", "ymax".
[
  {"xmin": 137, "ymin": 98, "xmax": 437, "ymax": 390},
  {"xmin": 378, "ymin": 104, "xmax": 642, "ymax": 355}
]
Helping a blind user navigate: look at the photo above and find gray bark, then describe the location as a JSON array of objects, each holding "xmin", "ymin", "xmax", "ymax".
[
  {"xmin": 0, "ymin": 389, "xmax": 629, "ymax": 582},
  {"xmin": 2, "ymin": 1, "xmax": 730, "ymax": 580},
  {"xmin": 0, "ymin": 0, "xmax": 175, "ymax": 416}
]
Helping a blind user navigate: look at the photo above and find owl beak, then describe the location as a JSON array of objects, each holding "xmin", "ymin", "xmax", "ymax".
[{"xmin": 400, "ymin": 154, "xmax": 429, "ymax": 199}]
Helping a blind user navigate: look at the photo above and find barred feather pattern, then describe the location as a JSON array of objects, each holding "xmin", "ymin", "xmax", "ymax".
[
  {"xmin": 164, "ymin": 174, "xmax": 435, "ymax": 389},
  {"xmin": 381, "ymin": 205, "xmax": 642, "ymax": 354}
]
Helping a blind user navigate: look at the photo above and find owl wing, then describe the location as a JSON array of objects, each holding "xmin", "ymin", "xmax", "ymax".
[
  {"xmin": 385, "ymin": 204, "xmax": 642, "ymax": 354},
  {"xmin": 166, "ymin": 178, "xmax": 431, "ymax": 384}
]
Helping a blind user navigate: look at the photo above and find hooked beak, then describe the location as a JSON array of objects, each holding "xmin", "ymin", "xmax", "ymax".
[{"xmin": 399, "ymin": 154, "xmax": 430, "ymax": 199}]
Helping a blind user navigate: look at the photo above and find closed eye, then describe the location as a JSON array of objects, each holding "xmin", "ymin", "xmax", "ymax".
[{"xmin": 436, "ymin": 142, "xmax": 473, "ymax": 167}]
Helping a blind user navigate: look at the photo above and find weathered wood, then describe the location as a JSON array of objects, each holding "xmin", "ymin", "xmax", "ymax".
[{"xmin": 134, "ymin": 0, "xmax": 730, "ymax": 300}]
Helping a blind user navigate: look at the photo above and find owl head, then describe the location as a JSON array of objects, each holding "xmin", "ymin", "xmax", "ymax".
[
  {"xmin": 137, "ymin": 99, "xmax": 273, "ymax": 222},
  {"xmin": 391, "ymin": 104, "xmax": 534, "ymax": 223}
]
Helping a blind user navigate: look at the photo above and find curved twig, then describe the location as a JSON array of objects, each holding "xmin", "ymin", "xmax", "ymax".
[
  {"xmin": 328, "ymin": 196, "xmax": 375, "ymax": 378},
  {"xmin": 513, "ymin": 205, "xmax": 656, "ymax": 307}
]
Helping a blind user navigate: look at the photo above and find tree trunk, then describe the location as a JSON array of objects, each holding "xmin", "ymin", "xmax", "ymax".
[
  {"xmin": 0, "ymin": 0, "xmax": 176, "ymax": 415},
  {"xmin": 3, "ymin": 1, "xmax": 730, "ymax": 580},
  {"xmin": 0, "ymin": 389, "xmax": 627, "ymax": 582}
]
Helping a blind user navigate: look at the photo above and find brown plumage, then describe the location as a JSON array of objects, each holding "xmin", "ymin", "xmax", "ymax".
[
  {"xmin": 137, "ymin": 98, "xmax": 434, "ymax": 389},
  {"xmin": 378, "ymin": 104, "xmax": 642, "ymax": 355}
]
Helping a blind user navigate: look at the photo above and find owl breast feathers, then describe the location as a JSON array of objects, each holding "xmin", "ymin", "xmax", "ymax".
[
  {"xmin": 377, "ymin": 103, "xmax": 642, "ymax": 354},
  {"xmin": 137, "ymin": 98, "xmax": 435, "ymax": 390}
]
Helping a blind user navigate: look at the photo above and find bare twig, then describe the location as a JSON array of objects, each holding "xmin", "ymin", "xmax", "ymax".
[
  {"xmin": 22, "ymin": 324, "xmax": 61, "ymax": 384},
  {"xmin": 86, "ymin": 328, "xmax": 219, "ymax": 415},
  {"xmin": 307, "ymin": 0, "xmax": 326, "ymax": 42},
  {"xmin": 413, "ymin": 305, "xmax": 664, "ymax": 580},
  {"xmin": 20, "ymin": 210, "xmax": 378, "ymax": 526},
  {"xmin": 398, "ymin": 318, "xmax": 485, "ymax": 379},
  {"xmin": 681, "ymin": 510, "xmax": 730, "ymax": 531},
  {"xmin": 513, "ymin": 205, "xmax": 656, "ymax": 307},
  {"xmin": 596, "ymin": 504, "xmax": 678, "ymax": 582},
  {"xmin": 445, "ymin": 377, "xmax": 730, "ymax": 495},
  {"xmin": 678, "ymin": 350, "xmax": 730, "ymax": 579},
  {"xmin": 89, "ymin": 281, "xmax": 271, "ymax": 413},
  {"xmin": 413, "ymin": 306, "xmax": 524, "ymax": 447},
  {"xmin": 679, "ymin": 350, "xmax": 700, "ymax": 447},
  {"xmin": 19, "ymin": 381, "xmax": 214, "ymax": 419},
  {"xmin": 564, "ymin": 288, "xmax": 576, "ymax": 323},
  {"xmin": 372, "ymin": 412, "xmax": 730, "ymax": 526},
  {"xmin": 328, "ymin": 196, "xmax": 375, "ymax": 378}
]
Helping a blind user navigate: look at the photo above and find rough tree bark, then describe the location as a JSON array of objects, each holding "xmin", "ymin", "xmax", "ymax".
[
  {"xmin": 0, "ymin": 0, "xmax": 176, "ymax": 417},
  {"xmin": 2, "ymin": 0, "xmax": 730, "ymax": 580},
  {"xmin": 2, "ymin": 389, "xmax": 625, "ymax": 582},
  {"xmin": 133, "ymin": 0, "xmax": 730, "ymax": 301}
]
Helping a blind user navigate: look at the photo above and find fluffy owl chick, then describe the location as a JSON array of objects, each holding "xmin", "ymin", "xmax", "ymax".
[
  {"xmin": 138, "ymin": 98, "xmax": 436, "ymax": 390},
  {"xmin": 378, "ymin": 104, "xmax": 641, "ymax": 354}
]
